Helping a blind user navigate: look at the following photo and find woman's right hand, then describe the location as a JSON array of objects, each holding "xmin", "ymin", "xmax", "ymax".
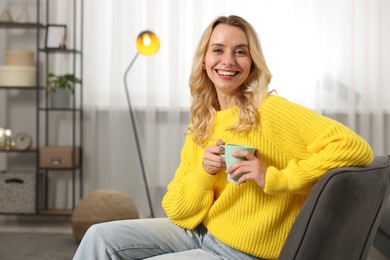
[{"xmin": 202, "ymin": 139, "xmax": 226, "ymax": 175}]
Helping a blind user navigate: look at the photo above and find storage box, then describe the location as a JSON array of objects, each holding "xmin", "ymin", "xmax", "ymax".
[
  {"xmin": 5, "ymin": 50, "xmax": 34, "ymax": 66},
  {"xmin": 0, "ymin": 65, "xmax": 36, "ymax": 87},
  {"xmin": 40, "ymin": 146, "xmax": 80, "ymax": 168},
  {"xmin": 0, "ymin": 171, "xmax": 36, "ymax": 214}
]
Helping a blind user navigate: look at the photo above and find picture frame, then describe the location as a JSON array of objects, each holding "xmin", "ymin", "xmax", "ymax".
[{"xmin": 45, "ymin": 24, "xmax": 67, "ymax": 50}]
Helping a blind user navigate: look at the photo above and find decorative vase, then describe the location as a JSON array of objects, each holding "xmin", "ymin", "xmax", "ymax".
[
  {"xmin": 0, "ymin": 127, "xmax": 13, "ymax": 150},
  {"xmin": 17, "ymin": 0, "xmax": 30, "ymax": 23},
  {"xmin": 0, "ymin": 9, "xmax": 13, "ymax": 23},
  {"xmin": 50, "ymin": 90, "xmax": 72, "ymax": 109}
]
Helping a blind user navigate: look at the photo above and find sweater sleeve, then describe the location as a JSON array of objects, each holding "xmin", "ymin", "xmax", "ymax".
[
  {"xmin": 262, "ymin": 96, "xmax": 374, "ymax": 195},
  {"xmin": 162, "ymin": 134, "xmax": 218, "ymax": 229}
]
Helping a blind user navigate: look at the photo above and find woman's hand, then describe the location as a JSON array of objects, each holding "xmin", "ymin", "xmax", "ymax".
[
  {"xmin": 202, "ymin": 139, "xmax": 226, "ymax": 175},
  {"xmin": 228, "ymin": 150, "xmax": 267, "ymax": 188}
]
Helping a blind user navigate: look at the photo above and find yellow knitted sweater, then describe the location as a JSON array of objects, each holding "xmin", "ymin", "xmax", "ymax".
[{"xmin": 162, "ymin": 95, "xmax": 373, "ymax": 259}]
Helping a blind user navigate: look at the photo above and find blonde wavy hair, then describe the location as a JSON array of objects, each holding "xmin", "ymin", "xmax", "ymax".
[{"xmin": 188, "ymin": 15, "xmax": 272, "ymax": 146}]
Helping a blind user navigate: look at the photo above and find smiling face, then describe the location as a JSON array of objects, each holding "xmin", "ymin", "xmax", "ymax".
[{"xmin": 204, "ymin": 23, "xmax": 252, "ymax": 105}]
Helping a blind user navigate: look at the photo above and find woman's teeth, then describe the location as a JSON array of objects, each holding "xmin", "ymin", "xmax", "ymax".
[{"xmin": 218, "ymin": 70, "xmax": 237, "ymax": 76}]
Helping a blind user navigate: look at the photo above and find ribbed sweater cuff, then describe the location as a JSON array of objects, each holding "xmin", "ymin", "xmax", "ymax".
[
  {"xmin": 263, "ymin": 166, "xmax": 289, "ymax": 194},
  {"xmin": 192, "ymin": 166, "xmax": 218, "ymax": 191}
]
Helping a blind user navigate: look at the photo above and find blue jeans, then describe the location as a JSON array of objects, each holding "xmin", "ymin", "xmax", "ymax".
[{"xmin": 73, "ymin": 218, "xmax": 263, "ymax": 260}]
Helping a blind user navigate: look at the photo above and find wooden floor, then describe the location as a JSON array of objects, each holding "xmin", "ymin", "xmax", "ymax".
[{"xmin": 0, "ymin": 215, "xmax": 72, "ymax": 234}]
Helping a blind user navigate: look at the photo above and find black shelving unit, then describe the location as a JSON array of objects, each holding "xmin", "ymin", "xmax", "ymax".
[{"xmin": 0, "ymin": 0, "xmax": 83, "ymax": 216}]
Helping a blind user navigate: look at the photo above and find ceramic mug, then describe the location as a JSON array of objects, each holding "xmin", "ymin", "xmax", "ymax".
[{"xmin": 221, "ymin": 144, "xmax": 255, "ymax": 183}]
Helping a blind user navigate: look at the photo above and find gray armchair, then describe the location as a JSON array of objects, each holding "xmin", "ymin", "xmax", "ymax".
[
  {"xmin": 373, "ymin": 195, "xmax": 390, "ymax": 259},
  {"xmin": 279, "ymin": 155, "xmax": 390, "ymax": 260}
]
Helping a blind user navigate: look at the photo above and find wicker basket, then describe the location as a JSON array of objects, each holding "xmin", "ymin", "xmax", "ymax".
[
  {"xmin": 71, "ymin": 190, "xmax": 139, "ymax": 242},
  {"xmin": 0, "ymin": 171, "xmax": 36, "ymax": 214}
]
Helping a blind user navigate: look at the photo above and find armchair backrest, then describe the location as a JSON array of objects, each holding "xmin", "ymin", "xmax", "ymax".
[{"xmin": 279, "ymin": 156, "xmax": 390, "ymax": 260}]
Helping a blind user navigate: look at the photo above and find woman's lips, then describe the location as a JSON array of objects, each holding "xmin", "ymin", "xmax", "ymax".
[{"xmin": 216, "ymin": 69, "xmax": 239, "ymax": 77}]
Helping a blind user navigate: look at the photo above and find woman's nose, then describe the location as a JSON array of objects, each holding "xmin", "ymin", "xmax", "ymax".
[{"xmin": 221, "ymin": 53, "xmax": 236, "ymax": 66}]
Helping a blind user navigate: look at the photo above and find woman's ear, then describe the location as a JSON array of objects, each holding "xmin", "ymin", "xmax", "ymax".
[{"xmin": 202, "ymin": 62, "xmax": 206, "ymax": 70}]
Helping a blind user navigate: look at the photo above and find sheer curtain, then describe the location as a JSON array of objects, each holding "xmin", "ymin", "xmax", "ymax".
[{"xmin": 81, "ymin": 0, "xmax": 390, "ymax": 217}]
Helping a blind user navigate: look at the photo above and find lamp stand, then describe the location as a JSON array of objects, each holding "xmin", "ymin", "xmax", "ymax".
[{"xmin": 123, "ymin": 53, "xmax": 155, "ymax": 218}]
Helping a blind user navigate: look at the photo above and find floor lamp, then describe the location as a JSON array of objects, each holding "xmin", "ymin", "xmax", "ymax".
[{"xmin": 123, "ymin": 31, "xmax": 160, "ymax": 218}]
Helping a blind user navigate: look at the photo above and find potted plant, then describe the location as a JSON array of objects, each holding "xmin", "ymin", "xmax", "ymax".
[{"xmin": 46, "ymin": 73, "xmax": 81, "ymax": 108}]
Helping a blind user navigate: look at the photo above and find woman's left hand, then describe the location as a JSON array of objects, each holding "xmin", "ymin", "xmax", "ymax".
[{"xmin": 228, "ymin": 150, "xmax": 267, "ymax": 188}]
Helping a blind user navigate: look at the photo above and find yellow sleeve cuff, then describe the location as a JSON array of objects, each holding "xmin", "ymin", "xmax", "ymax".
[{"xmin": 263, "ymin": 166, "xmax": 289, "ymax": 194}]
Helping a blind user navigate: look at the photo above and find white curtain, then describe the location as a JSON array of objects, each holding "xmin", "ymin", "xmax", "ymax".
[{"xmin": 80, "ymin": 0, "xmax": 390, "ymax": 217}]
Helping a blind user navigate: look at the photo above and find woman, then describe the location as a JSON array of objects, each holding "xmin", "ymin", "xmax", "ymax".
[{"xmin": 74, "ymin": 15, "xmax": 373, "ymax": 260}]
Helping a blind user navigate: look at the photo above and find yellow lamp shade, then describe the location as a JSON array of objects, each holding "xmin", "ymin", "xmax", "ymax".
[{"xmin": 136, "ymin": 31, "xmax": 160, "ymax": 56}]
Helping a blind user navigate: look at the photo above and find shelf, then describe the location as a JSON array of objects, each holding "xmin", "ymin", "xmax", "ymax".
[
  {"xmin": 39, "ymin": 48, "xmax": 82, "ymax": 54},
  {"xmin": 0, "ymin": 22, "xmax": 45, "ymax": 29},
  {"xmin": 0, "ymin": 86, "xmax": 40, "ymax": 90},
  {"xmin": 39, "ymin": 167, "xmax": 81, "ymax": 171},
  {"xmin": 1, "ymin": 209, "xmax": 73, "ymax": 216},
  {"xmin": 0, "ymin": 0, "xmax": 83, "ymax": 217},
  {"xmin": 0, "ymin": 211, "xmax": 38, "ymax": 216},
  {"xmin": 0, "ymin": 148, "xmax": 37, "ymax": 153},
  {"xmin": 38, "ymin": 108, "xmax": 82, "ymax": 112},
  {"xmin": 39, "ymin": 208, "xmax": 73, "ymax": 216}
]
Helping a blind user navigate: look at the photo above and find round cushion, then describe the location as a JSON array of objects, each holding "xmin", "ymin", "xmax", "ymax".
[{"xmin": 71, "ymin": 189, "xmax": 139, "ymax": 242}]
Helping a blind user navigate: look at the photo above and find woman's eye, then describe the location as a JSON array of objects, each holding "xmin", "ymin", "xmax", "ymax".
[
  {"xmin": 235, "ymin": 50, "xmax": 247, "ymax": 56},
  {"xmin": 212, "ymin": 48, "xmax": 223, "ymax": 54}
]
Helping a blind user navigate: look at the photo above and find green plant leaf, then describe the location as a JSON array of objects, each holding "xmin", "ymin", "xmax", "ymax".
[{"xmin": 46, "ymin": 73, "xmax": 81, "ymax": 93}]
